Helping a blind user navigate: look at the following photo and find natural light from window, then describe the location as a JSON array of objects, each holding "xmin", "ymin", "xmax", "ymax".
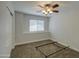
[{"xmin": 29, "ymin": 20, "xmax": 44, "ymax": 32}]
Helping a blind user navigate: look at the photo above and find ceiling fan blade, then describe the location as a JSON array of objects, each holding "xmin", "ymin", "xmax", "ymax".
[
  {"xmin": 38, "ymin": 5, "xmax": 44, "ymax": 8},
  {"xmin": 45, "ymin": 4, "xmax": 51, "ymax": 7},
  {"xmin": 52, "ymin": 4, "xmax": 59, "ymax": 8},
  {"xmin": 53, "ymin": 10, "xmax": 59, "ymax": 13}
]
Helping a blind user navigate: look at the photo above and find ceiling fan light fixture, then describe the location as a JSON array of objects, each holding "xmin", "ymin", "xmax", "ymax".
[
  {"xmin": 47, "ymin": 8, "xmax": 51, "ymax": 12},
  {"xmin": 38, "ymin": 3, "xmax": 59, "ymax": 15},
  {"xmin": 42, "ymin": 8, "xmax": 53, "ymax": 15},
  {"xmin": 49, "ymin": 11, "xmax": 53, "ymax": 14},
  {"xmin": 42, "ymin": 10, "xmax": 48, "ymax": 15}
]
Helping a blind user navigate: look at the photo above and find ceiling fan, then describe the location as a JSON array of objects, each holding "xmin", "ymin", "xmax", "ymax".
[{"xmin": 38, "ymin": 3, "xmax": 59, "ymax": 15}]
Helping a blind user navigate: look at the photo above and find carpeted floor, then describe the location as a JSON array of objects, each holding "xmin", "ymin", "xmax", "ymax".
[{"xmin": 11, "ymin": 39, "xmax": 79, "ymax": 58}]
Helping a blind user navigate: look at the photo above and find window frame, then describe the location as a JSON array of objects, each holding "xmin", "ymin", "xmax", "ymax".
[{"xmin": 29, "ymin": 19, "xmax": 45, "ymax": 32}]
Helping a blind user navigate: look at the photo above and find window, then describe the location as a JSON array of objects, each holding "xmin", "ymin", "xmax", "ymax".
[{"xmin": 29, "ymin": 20, "xmax": 44, "ymax": 32}]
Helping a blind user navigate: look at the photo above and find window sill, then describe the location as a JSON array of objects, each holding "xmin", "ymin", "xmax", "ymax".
[{"xmin": 23, "ymin": 31, "xmax": 49, "ymax": 34}]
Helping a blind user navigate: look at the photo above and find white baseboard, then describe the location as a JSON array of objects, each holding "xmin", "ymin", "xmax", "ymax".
[
  {"xmin": 69, "ymin": 46, "xmax": 79, "ymax": 52},
  {"xmin": 15, "ymin": 38, "xmax": 51, "ymax": 46},
  {"xmin": 11, "ymin": 45, "xmax": 15, "ymax": 50},
  {"xmin": 15, "ymin": 38, "xmax": 79, "ymax": 52},
  {"xmin": 51, "ymin": 39, "xmax": 79, "ymax": 52},
  {"xmin": 0, "ymin": 54, "xmax": 10, "ymax": 58},
  {"xmin": 56, "ymin": 41, "xmax": 79, "ymax": 52}
]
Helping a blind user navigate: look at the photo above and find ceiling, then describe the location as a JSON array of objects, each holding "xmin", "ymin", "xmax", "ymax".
[{"xmin": 12, "ymin": 1, "xmax": 79, "ymax": 17}]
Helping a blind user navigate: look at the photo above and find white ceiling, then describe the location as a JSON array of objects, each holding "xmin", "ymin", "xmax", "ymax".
[{"xmin": 12, "ymin": 1, "xmax": 79, "ymax": 17}]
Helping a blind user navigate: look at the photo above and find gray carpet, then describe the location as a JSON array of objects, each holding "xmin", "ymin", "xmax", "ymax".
[{"xmin": 11, "ymin": 39, "xmax": 79, "ymax": 58}]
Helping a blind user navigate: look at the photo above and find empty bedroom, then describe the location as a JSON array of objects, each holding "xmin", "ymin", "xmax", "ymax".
[{"xmin": 0, "ymin": 1, "xmax": 79, "ymax": 58}]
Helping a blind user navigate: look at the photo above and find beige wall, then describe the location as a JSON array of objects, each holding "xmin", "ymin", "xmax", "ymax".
[
  {"xmin": 49, "ymin": 4, "xmax": 79, "ymax": 52},
  {"xmin": 15, "ymin": 12, "xmax": 51, "ymax": 45},
  {"xmin": 0, "ymin": 2, "xmax": 14, "ymax": 57}
]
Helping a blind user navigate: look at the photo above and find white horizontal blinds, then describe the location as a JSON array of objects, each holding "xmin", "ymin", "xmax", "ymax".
[
  {"xmin": 30, "ymin": 20, "xmax": 37, "ymax": 32},
  {"xmin": 29, "ymin": 20, "xmax": 44, "ymax": 32},
  {"xmin": 37, "ymin": 20, "xmax": 44, "ymax": 31}
]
